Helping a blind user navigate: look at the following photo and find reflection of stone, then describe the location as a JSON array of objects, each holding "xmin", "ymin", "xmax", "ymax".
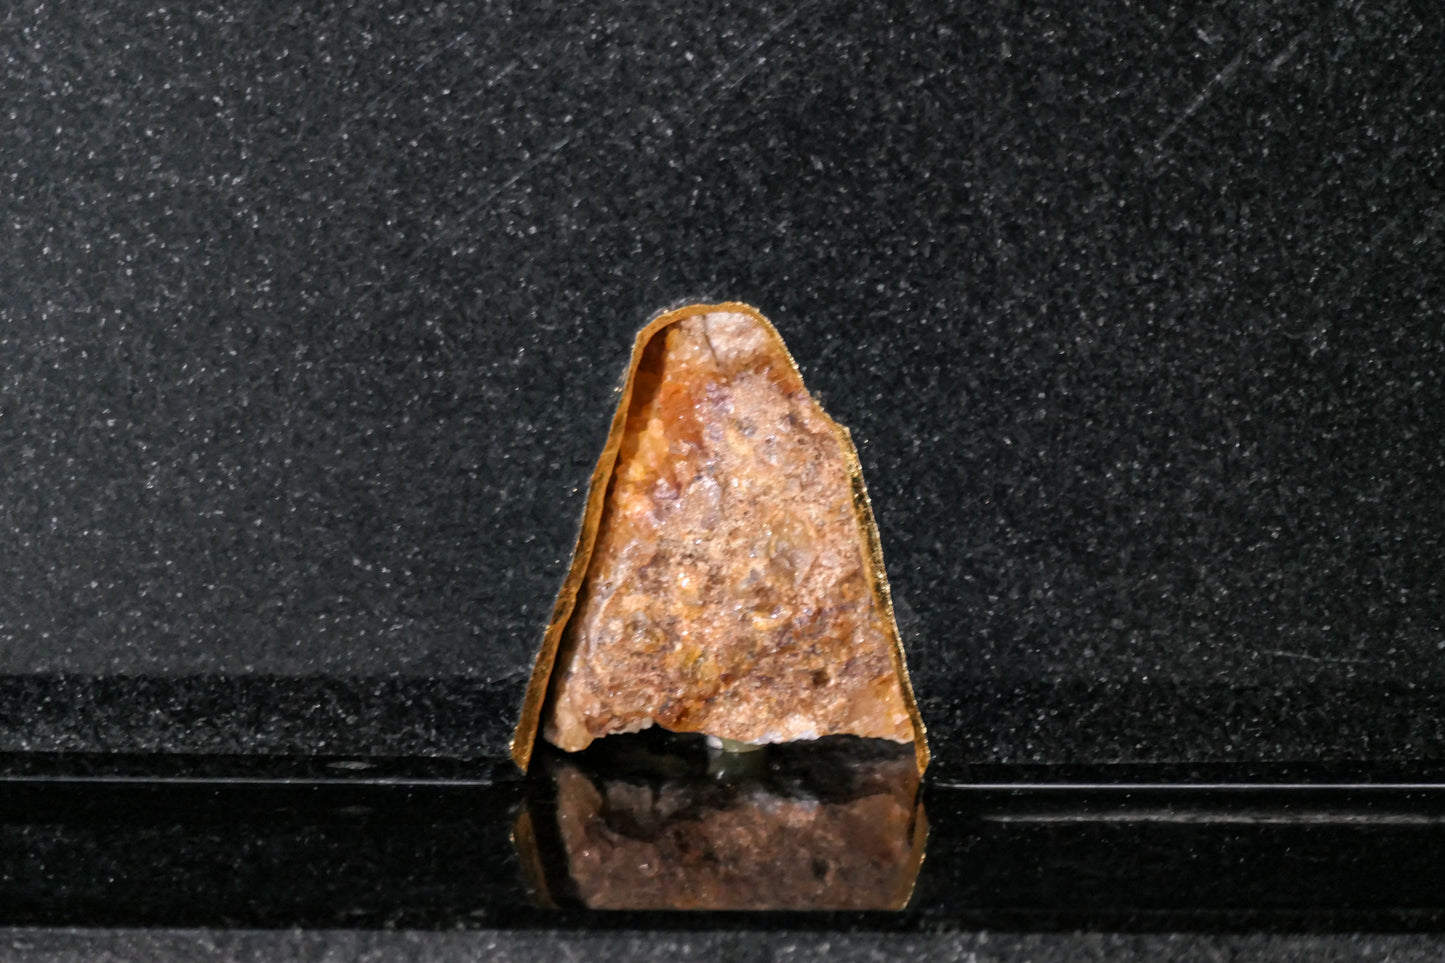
[
  {"xmin": 519, "ymin": 735, "xmax": 926, "ymax": 911},
  {"xmin": 537, "ymin": 306, "xmax": 923, "ymax": 761}
]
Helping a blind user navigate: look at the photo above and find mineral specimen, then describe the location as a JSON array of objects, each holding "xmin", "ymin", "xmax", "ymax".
[{"xmin": 512, "ymin": 303, "xmax": 926, "ymax": 771}]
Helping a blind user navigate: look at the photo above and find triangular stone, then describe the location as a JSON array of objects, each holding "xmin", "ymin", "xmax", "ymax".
[{"xmin": 512, "ymin": 304, "xmax": 926, "ymax": 771}]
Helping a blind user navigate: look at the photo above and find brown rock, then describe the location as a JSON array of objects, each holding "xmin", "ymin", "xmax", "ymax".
[{"xmin": 512, "ymin": 303, "xmax": 926, "ymax": 770}]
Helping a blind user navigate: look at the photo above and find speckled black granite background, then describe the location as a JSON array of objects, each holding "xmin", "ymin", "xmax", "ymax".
[
  {"xmin": 2, "ymin": 1, "xmax": 1441, "ymax": 771},
  {"xmin": 10, "ymin": 930, "xmax": 1445, "ymax": 963}
]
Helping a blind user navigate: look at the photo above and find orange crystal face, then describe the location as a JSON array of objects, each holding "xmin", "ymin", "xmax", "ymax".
[{"xmin": 536, "ymin": 307, "xmax": 922, "ymax": 757}]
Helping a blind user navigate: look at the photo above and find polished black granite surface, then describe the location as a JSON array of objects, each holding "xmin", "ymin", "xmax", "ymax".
[
  {"xmin": 6, "ymin": 733, "xmax": 1445, "ymax": 932},
  {"xmin": 2, "ymin": 0, "xmax": 1443, "ymax": 955}
]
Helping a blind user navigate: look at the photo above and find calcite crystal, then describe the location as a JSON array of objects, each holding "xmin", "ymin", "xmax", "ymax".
[{"xmin": 512, "ymin": 303, "xmax": 926, "ymax": 771}]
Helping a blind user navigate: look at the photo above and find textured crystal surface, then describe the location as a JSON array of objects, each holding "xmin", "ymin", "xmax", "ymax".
[{"xmin": 543, "ymin": 311, "xmax": 914, "ymax": 752}]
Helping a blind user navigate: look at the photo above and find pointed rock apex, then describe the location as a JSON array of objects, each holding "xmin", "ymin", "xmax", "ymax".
[{"xmin": 513, "ymin": 303, "xmax": 927, "ymax": 772}]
